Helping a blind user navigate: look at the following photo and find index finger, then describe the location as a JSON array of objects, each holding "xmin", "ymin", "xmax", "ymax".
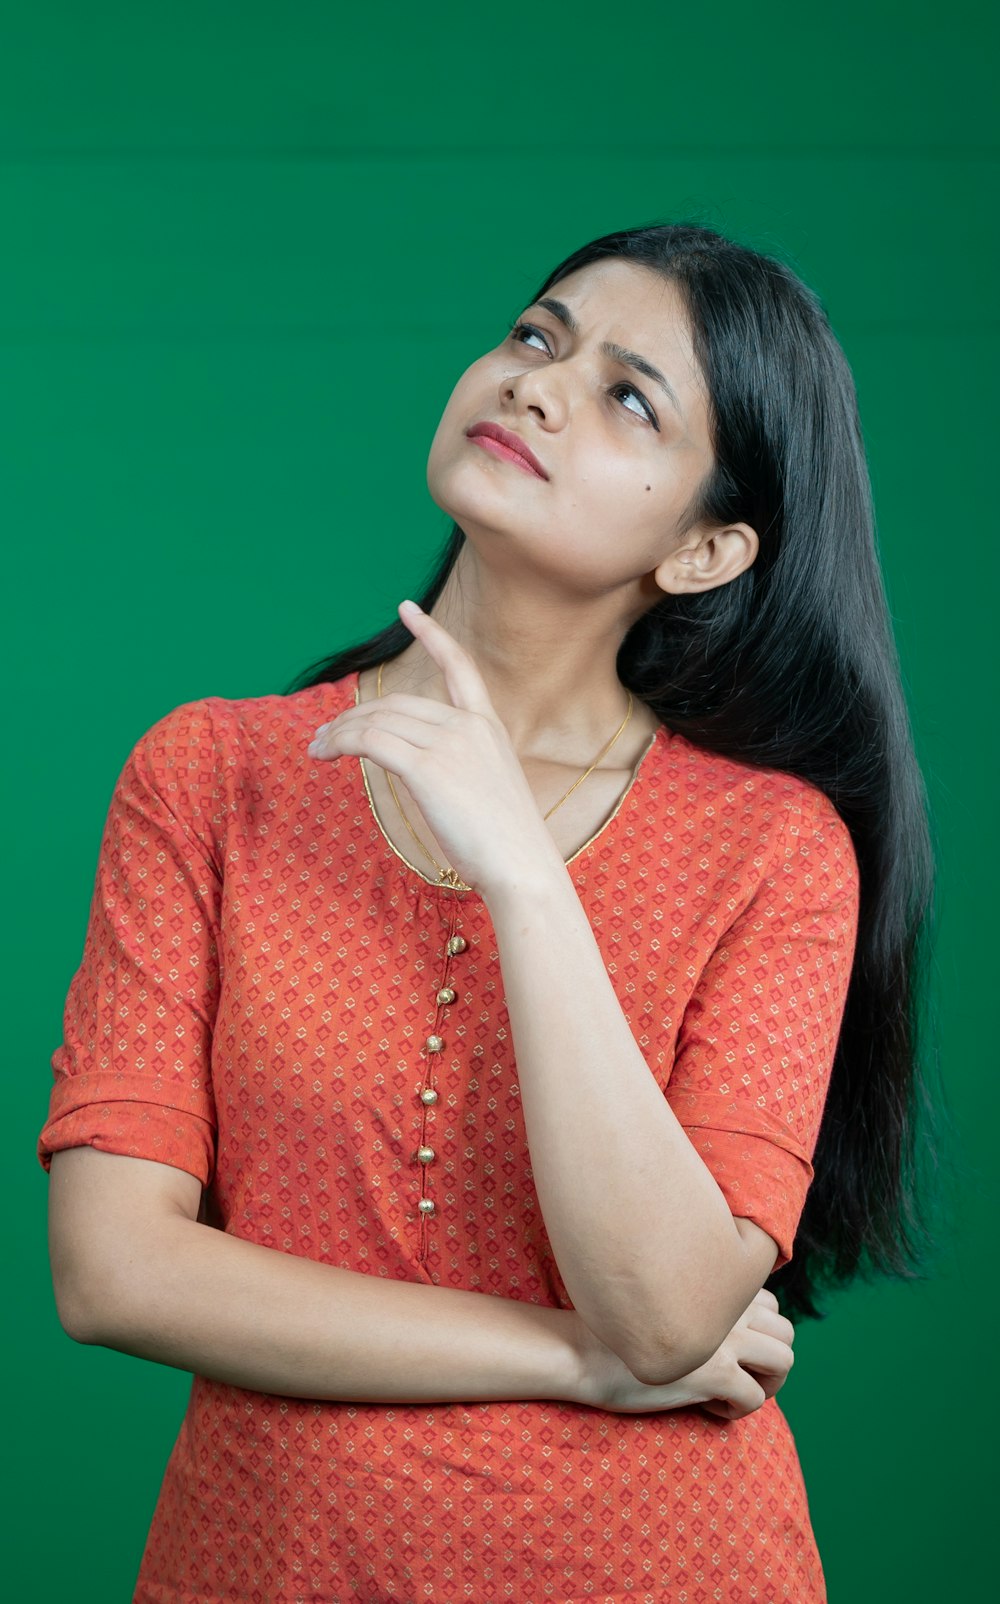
[{"xmin": 398, "ymin": 600, "xmax": 494, "ymax": 715}]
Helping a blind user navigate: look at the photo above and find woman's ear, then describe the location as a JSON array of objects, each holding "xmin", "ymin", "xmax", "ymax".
[{"xmin": 653, "ymin": 522, "xmax": 759, "ymax": 595}]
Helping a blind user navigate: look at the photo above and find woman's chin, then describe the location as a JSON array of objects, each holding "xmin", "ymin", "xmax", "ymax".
[
  {"xmin": 427, "ymin": 447, "xmax": 538, "ymax": 522},
  {"xmin": 426, "ymin": 479, "xmax": 517, "ymax": 541}
]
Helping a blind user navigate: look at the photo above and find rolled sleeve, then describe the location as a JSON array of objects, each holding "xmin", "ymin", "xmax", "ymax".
[
  {"xmin": 39, "ymin": 700, "xmax": 229, "ymax": 1184},
  {"xmin": 665, "ymin": 783, "xmax": 860, "ymax": 1269}
]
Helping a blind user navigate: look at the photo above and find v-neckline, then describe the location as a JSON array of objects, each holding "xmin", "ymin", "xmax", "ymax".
[{"xmin": 345, "ymin": 671, "xmax": 667, "ymax": 899}]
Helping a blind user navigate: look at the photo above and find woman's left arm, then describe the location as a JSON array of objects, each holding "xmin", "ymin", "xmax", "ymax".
[
  {"xmin": 483, "ymin": 864, "xmax": 777, "ymax": 1385},
  {"xmin": 312, "ymin": 603, "xmax": 833, "ymax": 1386}
]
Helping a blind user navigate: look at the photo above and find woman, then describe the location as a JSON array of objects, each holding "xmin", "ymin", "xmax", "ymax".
[{"xmin": 41, "ymin": 223, "xmax": 934, "ymax": 1602}]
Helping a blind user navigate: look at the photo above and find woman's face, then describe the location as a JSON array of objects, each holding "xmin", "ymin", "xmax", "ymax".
[{"xmin": 426, "ymin": 258, "xmax": 738, "ymax": 602}]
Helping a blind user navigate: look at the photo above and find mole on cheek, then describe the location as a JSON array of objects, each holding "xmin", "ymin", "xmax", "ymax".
[{"xmin": 644, "ymin": 484, "xmax": 651, "ymax": 492}]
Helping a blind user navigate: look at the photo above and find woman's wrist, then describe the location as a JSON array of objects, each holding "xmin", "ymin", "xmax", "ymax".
[
  {"xmin": 479, "ymin": 851, "xmax": 577, "ymax": 920},
  {"xmin": 552, "ymin": 1308, "xmax": 602, "ymax": 1406}
]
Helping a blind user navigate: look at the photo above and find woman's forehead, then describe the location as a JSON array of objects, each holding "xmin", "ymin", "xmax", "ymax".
[{"xmin": 536, "ymin": 260, "xmax": 687, "ymax": 328}]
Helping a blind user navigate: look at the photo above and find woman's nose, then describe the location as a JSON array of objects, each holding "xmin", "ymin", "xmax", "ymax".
[{"xmin": 500, "ymin": 364, "xmax": 569, "ymax": 429}]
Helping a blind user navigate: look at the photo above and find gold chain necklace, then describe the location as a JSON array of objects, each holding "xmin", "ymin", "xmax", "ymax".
[{"xmin": 373, "ymin": 661, "xmax": 634, "ymax": 891}]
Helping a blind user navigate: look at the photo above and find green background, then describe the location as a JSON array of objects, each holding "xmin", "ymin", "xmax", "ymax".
[{"xmin": 6, "ymin": 3, "xmax": 995, "ymax": 1597}]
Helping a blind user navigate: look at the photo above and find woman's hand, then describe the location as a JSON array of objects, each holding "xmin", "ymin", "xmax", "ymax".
[
  {"xmin": 307, "ymin": 600, "xmax": 562, "ymax": 896},
  {"xmin": 570, "ymin": 1289, "xmax": 795, "ymax": 1420}
]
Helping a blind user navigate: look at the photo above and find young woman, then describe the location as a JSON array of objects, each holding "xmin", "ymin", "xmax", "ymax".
[{"xmin": 41, "ymin": 223, "xmax": 935, "ymax": 1603}]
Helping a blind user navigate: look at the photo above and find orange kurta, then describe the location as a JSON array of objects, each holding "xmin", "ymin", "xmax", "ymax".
[{"xmin": 39, "ymin": 673, "xmax": 858, "ymax": 1603}]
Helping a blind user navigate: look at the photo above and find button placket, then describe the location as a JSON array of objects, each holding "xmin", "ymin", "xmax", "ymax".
[{"xmin": 415, "ymin": 916, "xmax": 472, "ymax": 1254}]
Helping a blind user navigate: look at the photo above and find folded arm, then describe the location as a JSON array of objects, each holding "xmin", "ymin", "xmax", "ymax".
[
  {"xmin": 48, "ymin": 1145, "xmax": 583, "ymax": 1404},
  {"xmin": 48, "ymin": 1145, "xmax": 792, "ymax": 1415}
]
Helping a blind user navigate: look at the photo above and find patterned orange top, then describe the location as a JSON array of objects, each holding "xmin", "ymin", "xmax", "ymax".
[{"xmin": 39, "ymin": 673, "xmax": 859, "ymax": 1603}]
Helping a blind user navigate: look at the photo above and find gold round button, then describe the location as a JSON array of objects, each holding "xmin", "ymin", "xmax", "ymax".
[
  {"xmin": 420, "ymin": 1087, "xmax": 439, "ymax": 1105},
  {"xmin": 417, "ymin": 1197, "xmax": 436, "ymax": 1215},
  {"xmin": 436, "ymin": 987, "xmax": 456, "ymax": 1006},
  {"xmin": 417, "ymin": 1146, "xmax": 435, "ymax": 1164},
  {"xmin": 446, "ymin": 935, "xmax": 467, "ymax": 956}
]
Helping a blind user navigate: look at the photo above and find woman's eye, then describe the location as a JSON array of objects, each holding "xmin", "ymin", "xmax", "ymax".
[
  {"xmin": 506, "ymin": 324, "xmax": 658, "ymax": 430},
  {"xmin": 611, "ymin": 383, "xmax": 658, "ymax": 428},
  {"xmin": 509, "ymin": 321, "xmax": 551, "ymax": 354}
]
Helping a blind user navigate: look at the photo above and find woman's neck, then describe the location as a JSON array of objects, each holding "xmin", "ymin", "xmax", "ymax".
[{"xmin": 381, "ymin": 550, "xmax": 660, "ymax": 760}]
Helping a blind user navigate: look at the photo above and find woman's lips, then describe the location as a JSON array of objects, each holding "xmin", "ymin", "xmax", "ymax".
[{"xmin": 466, "ymin": 422, "xmax": 548, "ymax": 479}]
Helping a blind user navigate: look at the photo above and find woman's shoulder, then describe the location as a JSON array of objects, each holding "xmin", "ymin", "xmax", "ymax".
[
  {"xmin": 658, "ymin": 726, "xmax": 857, "ymax": 869},
  {"xmin": 131, "ymin": 674, "xmax": 357, "ymax": 768},
  {"xmin": 108, "ymin": 675, "xmax": 359, "ymax": 855}
]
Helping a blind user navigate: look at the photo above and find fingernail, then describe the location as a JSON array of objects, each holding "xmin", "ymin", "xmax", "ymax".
[{"xmin": 400, "ymin": 598, "xmax": 422, "ymax": 615}]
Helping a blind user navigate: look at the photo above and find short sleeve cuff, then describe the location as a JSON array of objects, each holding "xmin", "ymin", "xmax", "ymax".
[
  {"xmin": 678, "ymin": 1122, "xmax": 813, "ymax": 1270},
  {"xmin": 38, "ymin": 1070, "xmax": 215, "ymax": 1184}
]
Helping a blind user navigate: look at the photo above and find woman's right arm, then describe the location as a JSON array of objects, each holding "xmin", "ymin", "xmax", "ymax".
[{"xmin": 48, "ymin": 1146, "xmax": 792, "ymax": 1416}]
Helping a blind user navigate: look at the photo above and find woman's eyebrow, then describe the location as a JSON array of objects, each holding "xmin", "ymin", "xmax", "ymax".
[{"xmin": 533, "ymin": 296, "xmax": 683, "ymax": 418}]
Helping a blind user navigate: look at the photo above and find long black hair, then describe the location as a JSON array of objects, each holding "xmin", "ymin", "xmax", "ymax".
[{"xmin": 292, "ymin": 223, "xmax": 944, "ymax": 1321}]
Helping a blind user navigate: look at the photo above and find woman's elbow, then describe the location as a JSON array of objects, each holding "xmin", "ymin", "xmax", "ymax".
[
  {"xmin": 580, "ymin": 1281, "xmax": 720, "ymax": 1386},
  {"xmin": 50, "ymin": 1221, "xmax": 173, "ymax": 1349},
  {"xmin": 598, "ymin": 1304, "xmax": 717, "ymax": 1386},
  {"xmin": 50, "ymin": 1256, "xmax": 112, "ymax": 1346},
  {"xmin": 620, "ymin": 1227, "xmax": 780, "ymax": 1384},
  {"xmin": 47, "ymin": 1146, "xmax": 202, "ymax": 1348},
  {"xmin": 618, "ymin": 1275, "xmax": 773, "ymax": 1384},
  {"xmin": 623, "ymin": 1332, "xmax": 717, "ymax": 1388}
]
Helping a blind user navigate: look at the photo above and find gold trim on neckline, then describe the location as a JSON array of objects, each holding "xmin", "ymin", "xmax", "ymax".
[{"xmin": 352, "ymin": 671, "xmax": 661, "ymax": 895}]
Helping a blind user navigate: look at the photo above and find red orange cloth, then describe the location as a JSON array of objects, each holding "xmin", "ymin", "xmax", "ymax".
[{"xmin": 40, "ymin": 674, "xmax": 858, "ymax": 1601}]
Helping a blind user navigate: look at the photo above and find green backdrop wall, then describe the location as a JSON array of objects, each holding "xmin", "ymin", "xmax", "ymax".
[{"xmin": 7, "ymin": 3, "xmax": 995, "ymax": 1598}]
